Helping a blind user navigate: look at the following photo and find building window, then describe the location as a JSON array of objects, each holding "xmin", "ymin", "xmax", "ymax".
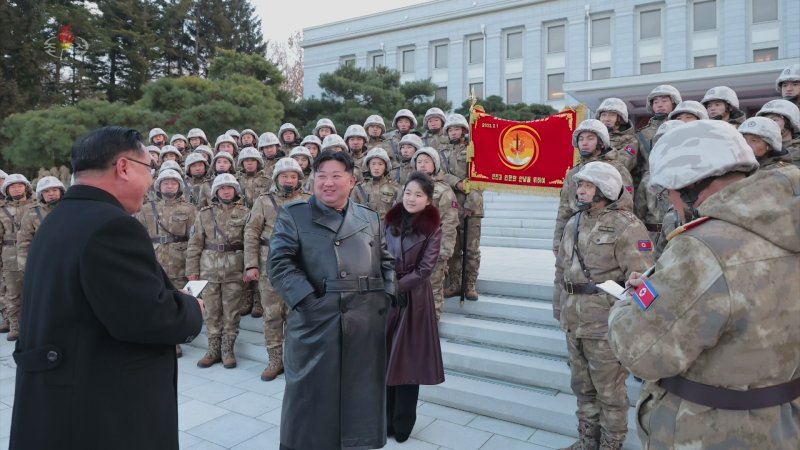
[
  {"xmin": 753, "ymin": 0, "xmax": 778, "ymax": 23},
  {"xmin": 640, "ymin": 9, "xmax": 661, "ymax": 39},
  {"xmin": 591, "ymin": 67, "xmax": 611, "ymax": 80},
  {"xmin": 469, "ymin": 82, "xmax": 484, "ymax": 99},
  {"xmin": 340, "ymin": 56, "xmax": 355, "ymax": 67},
  {"xmin": 547, "ymin": 73, "xmax": 564, "ymax": 100},
  {"xmin": 754, "ymin": 47, "xmax": 778, "ymax": 62},
  {"xmin": 401, "ymin": 49, "xmax": 415, "ymax": 73},
  {"xmin": 693, "ymin": 1, "xmax": 717, "ymax": 32},
  {"xmin": 371, "ymin": 53, "xmax": 384, "ymax": 68},
  {"xmin": 640, "ymin": 61, "xmax": 661, "ymax": 75},
  {"xmin": 506, "ymin": 78, "xmax": 522, "ymax": 104},
  {"xmin": 694, "ymin": 55, "xmax": 716, "ymax": 68},
  {"xmin": 469, "ymin": 38, "xmax": 484, "ymax": 64},
  {"xmin": 547, "ymin": 25, "xmax": 565, "ymax": 53},
  {"xmin": 506, "ymin": 31, "xmax": 523, "ymax": 59},
  {"xmin": 591, "ymin": 17, "xmax": 611, "ymax": 47},
  {"xmin": 435, "ymin": 87, "xmax": 448, "ymax": 101},
  {"xmin": 434, "ymin": 44, "xmax": 448, "ymax": 69}
]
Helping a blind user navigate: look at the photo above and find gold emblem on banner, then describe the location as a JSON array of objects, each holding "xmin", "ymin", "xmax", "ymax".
[{"xmin": 499, "ymin": 125, "xmax": 540, "ymax": 171}]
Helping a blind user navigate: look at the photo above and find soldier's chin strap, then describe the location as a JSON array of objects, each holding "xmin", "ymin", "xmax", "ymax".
[{"xmin": 677, "ymin": 176, "xmax": 718, "ymax": 223}]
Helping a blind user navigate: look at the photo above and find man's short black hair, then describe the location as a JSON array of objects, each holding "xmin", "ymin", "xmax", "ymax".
[
  {"xmin": 313, "ymin": 149, "xmax": 354, "ymax": 174},
  {"xmin": 72, "ymin": 126, "xmax": 145, "ymax": 173}
]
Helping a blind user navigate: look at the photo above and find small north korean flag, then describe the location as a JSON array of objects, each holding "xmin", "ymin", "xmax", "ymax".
[
  {"xmin": 633, "ymin": 278, "xmax": 659, "ymax": 310},
  {"xmin": 625, "ymin": 145, "xmax": 637, "ymax": 156},
  {"xmin": 638, "ymin": 240, "xmax": 653, "ymax": 251}
]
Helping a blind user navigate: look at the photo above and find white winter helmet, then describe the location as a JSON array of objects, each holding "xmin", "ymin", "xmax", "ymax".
[
  {"xmin": 187, "ymin": 128, "xmax": 208, "ymax": 143},
  {"xmin": 170, "ymin": 134, "xmax": 188, "ymax": 146},
  {"xmin": 193, "ymin": 145, "xmax": 214, "ymax": 162},
  {"xmin": 756, "ymin": 99, "xmax": 800, "ymax": 134},
  {"xmin": 649, "ymin": 120, "xmax": 758, "ymax": 190},
  {"xmin": 775, "ymin": 64, "xmax": 800, "ymax": 93},
  {"xmin": 2, "ymin": 173, "xmax": 32, "ymax": 197},
  {"xmin": 258, "ymin": 132, "xmax": 280, "ymax": 148},
  {"xmin": 35, "ymin": 176, "xmax": 66, "ymax": 202},
  {"xmin": 184, "ymin": 152, "xmax": 209, "ymax": 172},
  {"xmin": 572, "ymin": 119, "xmax": 611, "ymax": 149},
  {"xmin": 364, "ymin": 147, "xmax": 392, "ymax": 173},
  {"xmin": 214, "ymin": 134, "xmax": 238, "ymax": 152},
  {"xmin": 148, "ymin": 127, "xmax": 168, "ymax": 142},
  {"xmin": 211, "ymin": 152, "xmax": 236, "ymax": 174},
  {"xmin": 272, "ymin": 157, "xmax": 304, "ymax": 185},
  {"xmin": 653, "ymin": 120, "xmax": 685, "ymax": 144},
  {"xmin": 289, "ymin": 146, "xmax": 314, "ymax": 164},
  {"xmin": 363, "ymin": 114, "xmax": 387, "ymax": 132},
  {"xmin": 595, "ymin": 98, "xmax": 629, "ymax": 123},
  {"xmin": 0, "ymin": 169, "xmax": 7, "ymax": 179},
  {"xmin": 240, "ymin": 128, "xmax": 259, "ymax": 142},
  {"xmin": 237, "ymin": 147, "xmax": 265, "ymax": 171},
  {"xmin": 668, "ymin": 101, "xmax": 710, "ymax": 121},
  {"xmin": 159, "ymin": 145, "xmax": 183, "ymax": 163},
  {"xmin": 321, "ymin": 134, "xmax": 348, "ymax": 152},
  {"xmin": 278, "ymin": 123, "xmax": 300, "ymax": 144},
  {"xmin": 573, "ymin": 161, "xmax": 623, "ymax": 201},
  {"xmin": 146, "ymin": 145, "xmax": 161, "ymax": 158},
  {"xmin": 444, "ymin": 113, "xmax": 470, "ymax": 133},
  {"xmin": 393, "ymin": 109, "xmax": 418, "ymax": 129},
  {"xmin": 314, "ymin": 118, "xmax": 337, "ymax": 136},
  {"xmin": 344, "ymin": 124, "xmax": 368, "ymax": 142},
  {"xmin": 646, "ymin": 85, "xmax": 682, "ymax": 114},
  {"xmin": 211, "ymin": 173, "xmax": 241, "ymax": 199},
  {"xmin": 300, "ymin": 135, "xmax": 322, "ymax": 148},
  {"xmin": 226, "ymin": 129, "xmax": 240, "ymax": 139},
  {"xmin": 424, "ymin": 107, "xmax": 447, "ymax": 125},
  {"xmin": 399, "ymin": 133, "xmax": 424, "ymax": 150},
  {"xmin": 155, "ymin": 169, "xmax": 185, "ymax": 194},
  {"xmin": 738, "ymin": 117, "xmax": 783, "ymax": 153},
  {"xmin": 412, "ymin": 147, "xmax": 441, "ymax": 174},
  {"xmin": 701, "ymin": 86, "xmax": 740, "ymax": 110},
  {"xmin": 158, "ymin": 160, "xmax": 185, "ymax": 177}
]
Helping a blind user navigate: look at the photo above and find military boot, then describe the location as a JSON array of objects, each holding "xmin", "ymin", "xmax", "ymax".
[
  {"xmin": 261, "ymin": 347, "xmax": 284, "ymax": 381},
  {"xmin": 465, "ymin": 285, "xmax": 479, "ymax": 301},
  {"xmin": 598, "ymin": 431, "xmax": 624, "ymax": 450},
  {"xmin": 560, "ymin": 420, "xmax": 600, "ymax": 450},
  {"xmin": 443, "ymin": 285, "xmax": 461, "ymax": 298},
  {"xmin": 197, "ymin": 335, "xmax": 222, "ymax": 368},
  {"xmin": 0, "ymin": 317, "xmax": 9, "ymax": 333},
  {"xmin": 239, "ymin": 292, "xmax": 253, "ymax": 316},
  {"xmin": 251, "ymin": 300, "xmax": 264, "ymax": 318},
  {"xmin": 6, "ymin": 315, "xmax": 19, "ymax": 341},
  {"xmin": 221, "ymin": 335, "xmax": 237, "ymax": 369},
  {"xmin": 175, "ymin": 344, "xmax": 183, "ymax": 358}
]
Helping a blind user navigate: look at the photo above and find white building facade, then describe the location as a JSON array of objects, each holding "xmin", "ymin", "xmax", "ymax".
[{"xmin": 302, "ymin": 0, "xmax": 799, "ymax": 122}]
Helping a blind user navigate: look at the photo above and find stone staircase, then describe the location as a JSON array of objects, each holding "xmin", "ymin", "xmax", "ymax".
[{"xmin": 480, "ymin": 191, "xmax": 559, "ymax": 250}]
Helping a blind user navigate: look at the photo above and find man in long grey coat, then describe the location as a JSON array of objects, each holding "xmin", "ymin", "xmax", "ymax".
[{"xmin": 269, "ymin": 150, "xmax": 396, "ymax": 450}]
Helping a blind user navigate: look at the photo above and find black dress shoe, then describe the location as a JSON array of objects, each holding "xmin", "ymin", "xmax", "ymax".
[{"xmin": 395, "ymin": 432, "xmax": 410, "ymax": 443}]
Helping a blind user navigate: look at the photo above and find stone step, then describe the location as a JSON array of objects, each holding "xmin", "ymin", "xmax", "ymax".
[
  {"xmin": 481, "ymin": 217, "xmax": 556, "ymax": 229},
  {"xmin": 438, "ymin": 315, "xmax": 568, "ymax": 358},
  {"xmin": 444, "ymin": 295, "xmax": 557, "ymax": 326},
  {"xmin": 483, "ymin": 209, "xmax": 556, "ymax": 220},
  {"xmin": 484, "ymin": 201, "xmax": 559, "ymax": 212},
  {"xmin": 481, "ymin": 235, "xmax": 554, "ymax": 250},
  {"xmin": 419, "ymin": 372, "xmax": 643, "ymax": 450},
  {"xmin": 475, "ymin": 278, "xmax": 554, "ymax": 301},
  {"xmin": 481, "ymin": 226, "xmax": 554, "ymax": 239},
  {"xmin": 483, "ymin": 193, "xmax": 559, "ymax": 203}
]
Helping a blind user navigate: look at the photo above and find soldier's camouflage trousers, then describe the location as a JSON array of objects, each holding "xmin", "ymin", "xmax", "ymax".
[
  {"xmin": 258, "ymin": 274, "xmax": 288, "ymax": 350},
  {"xmin": 203, "ymin": 281, "xmax": 244, "ymax": 336},
  {"xmin": 431, "ymin": 258, "xmax": 448, "ymax": 321},
  {"xmin": 447, "ymin": 216, "xmax": 482, "ymax": 289},
  {"xmin": 567, "ymin": 334, "xmax": 629, "ymax": 441},
  {"xmin": 0, "ymin": 270, "xmax": 23, "ymax": 320}
]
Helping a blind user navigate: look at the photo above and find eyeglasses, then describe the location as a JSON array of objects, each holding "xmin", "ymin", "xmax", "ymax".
[{"xmin": 115, "ymin": 157, "xmax": 157, "ymax": 171}]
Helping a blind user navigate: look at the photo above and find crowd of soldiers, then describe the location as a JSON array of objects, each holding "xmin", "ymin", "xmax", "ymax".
[
  {"xmin": 0, "ymin": 105, "xmax": 482, "ymax": 383},
  {"xmin": 553, "ymin": 64, "xmax": 800, "ymax": 450}
]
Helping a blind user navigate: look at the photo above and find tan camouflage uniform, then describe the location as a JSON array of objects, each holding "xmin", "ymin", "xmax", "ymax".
[
  {"xmin": 654, "ymin": 208, "xmax": 679, "ymax": 260},
  {"xmin": 237, "ymin": 168, "xmax": 273, "ymax": 316},
  {"xmin": 633, "ymin": 170, "xmax": 672, "ymax": 251},
  {"xmin": 785, "ymin": 135, "xmax": 800, "ymax": 168},
  {"xmin": 430, "ymin": 171, "xmax": 459, "ymax": 319},
  {"xmin": 609, "ymin": 166, "xmax": 800, "ymax": 450},
  {"xmin": 185, "ymin": 175, "xmax": 211, "ymax": 207},
  {"xmin": 607, "ymin": 122, "xmax": 639, "ymax": 173},
  {"xmin": 1, "ymin": 198, "xmax": 32, "ymax": 337},
  {"xmin": 134, "ymin": 196, "xmax": 197, "ymax": 289},
  {"xmin": 634, "ymin": 116, "xmax": 666, "ymax": 186},
  {"xmin": 553, "ymin": 191, "xmax": 653, "ymax": 447},
  {"xmin": 351, "ymin": 151, "xmax": 367, "ymax": 183},
  {"xmin": 423, "ymin": 130, "xmax": 449, "ymax": 152},
  {"xmin": 392, "ymin": 158, "xmax": 415, "ymax": 187},
  {"xmin": 16, "ymin": 201, "xmax": 56, "ymax": 271},
  {"xmin": 350, "ymin": 176, "xmax": 401, "ymax": 221}
]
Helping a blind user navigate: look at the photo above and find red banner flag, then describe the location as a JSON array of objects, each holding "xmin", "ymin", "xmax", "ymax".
[{"xmin": 467, "ymin": 105, "xmax": 580, "ymax": 195}]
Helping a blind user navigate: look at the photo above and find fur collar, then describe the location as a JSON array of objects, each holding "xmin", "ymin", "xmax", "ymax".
[{"xmin": 385, "ymin": 203, "xmax": 441, "ymax": 236}]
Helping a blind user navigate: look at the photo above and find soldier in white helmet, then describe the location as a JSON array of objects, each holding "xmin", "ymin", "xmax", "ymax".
[
  {"xmin": 240, "ymin": 128, "xmax": 259, "ymax": 149},
  {"xmin": 350, "ymin": 148, "xmax": 401, "ymax": 221},
  {"xmin": 636, "ymin": 85, "xmax": 682, "ymax": 186},
  {"xmin": 149, "ymin": 128, "xmax": 169, "ymax": 149},
  {"xmin": 160, "ymin": 145, "xmax": 183, "ymax": 165},
  {"xmin": 187, "ymin": 173, "xmax": 249, "ymax": 369},
  {"xmin": 364, "ymin": 114, "xmax": 392, "ymax": 153},
  {"xmin": 300, "ymin": 135, "xmax": 322, "ymax": 161},
  {"xmin": 0, "ymin": 174, "xmax": 34, "ymax": 340},
  {"xmin": 313, "ymin": 118, "xmax": 337, "ymax": 140},
  {"xmin": 244, "ymin": 157, "xmax": 311, "ymax": 382},
  {"xmin": 757, "ymin": 99, "xmax": 800, "ymax": 167},
  {"xmin": 258, "ymin": 132, "xmax": 283, "ymax": 177},
  {"xmin": 422, "ymin": 107, "xmax": 449, "ymax": 151},
  {"xmin": 187, "ymin": 128, "xmax": 209, "ymax": 150},
  {"xmin": 608, "ymin": 120, "xmax": 800, "ymax": 450},
  {"xmin": 193, "ymin": 144, "xmax": 214, "ymax": 165},
  {"xmin": 134, "ymin": 169, "xmax": 198, "ymax": 358},
  {"xmin": 554, "ymin": 119, "xmax": 634, "ymax": 256},
  {"xmin": 321, "ymin": 134, "xmax": 348, "ymax": 153},
  {"xmin": 738, "ymin": 117, "xmax": 792, "ymax": 170},
  {"xmin": 146, "ymin": 145, "xmax": 161, "ymax": 167},
  {"xmin": 170, "ymin": 134, "xmax": 190, "ymax": 158},
  {"xmin": 386, "ymin": 109, "xmax": 422, "ymax": 164},
  {"xmin": 595, "ymin": 98, "xmax": 639, "ymax": 172},
  {"xmin": 290, "ymin": 146, "xmax": 314, "ymax": 192},
  {"xmin": 197, "ymin": 152, "xmax": 237, "ymax": 207},
  {"xmin": 553, "ymin": 161, "xmax": 653, "ymax": 450},
  {"xmin": 668, "ymin": 100, "xmax": 709, "ymax": 122},
  {"xmin": 226, "ymin": 129, "xmax": 240, "ymax": 148},
  {"xmin": 776, "ymin": 63, "xmax": 800, "ymax": 109},
  {"xmin": 17, "ymin": 176, "xmax": 65, "ymax": 272},
  {"xmin": 184, "ymin": 152, "xmax": 211, "ymax": 207},
  {"xmin": 702, "ymin": 86, "xmax": 746, "ymax": 126},
  {"xmin": 412, "ymin": 148, "xmax": 459, "ymax": 319},
  {"xmin": 395, "ymin": 133, "xmax": 423, "ymax": 186},
  {"xmin": 344, "ymin": 124, "xmax": 369, "ymax": 182},
  {"xmin": 214, "ymin": 134, "xmax": 238, "ymax": 156},
  {"xmin": 278, "ymin": 123, "xmax": 301, "ymax": 155},
  {"xmin": 440, "ymin": 114, "xmax": 483, "ymax": 301}
]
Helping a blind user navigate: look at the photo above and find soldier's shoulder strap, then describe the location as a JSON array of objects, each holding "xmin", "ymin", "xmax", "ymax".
[
  {"xmin": 357, "ymin": 184, "xmax": 368, "ymax": 203},
  {"xmin": 267, "ymin": 193, "xmax": 278, "ymax": 210},
  {"xmin": 667, "ymin": 216, "xmax": 712, "ymax": 241}
]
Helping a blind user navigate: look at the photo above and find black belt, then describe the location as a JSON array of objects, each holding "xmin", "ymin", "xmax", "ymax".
[
  {"xmin": 203, "ymin": 243, "xmax": 244, "ymax": 252},
  {"xmin": 645, "ymin": 223, "xmax": 663, "ymax": 232},
  {"xmin": 2, "ymin": 239, "xmax": 17, "ymax": 245},
  {"xmin": 325, "ymin": 276, "xmax": 384, "ymax": 294},
  {"xmin": 260, "ymin": 238, "xmax": 269, "ymax": 246},
  {"xmin": 151, "ymin": 235, "xmax": 188, "ymax": 244},
  {"xmin": 564, "ymin": 281, "xmax": 599, "ymax": 295},
  {"xmin": 659, "ymin": 375, "xmax": 800, "ymax": 410}
]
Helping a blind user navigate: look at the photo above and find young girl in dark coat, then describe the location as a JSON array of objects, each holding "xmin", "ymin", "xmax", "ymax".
[{"xmin": 384, "ymin": 171, "xmax": 445, "ymax": 442}]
